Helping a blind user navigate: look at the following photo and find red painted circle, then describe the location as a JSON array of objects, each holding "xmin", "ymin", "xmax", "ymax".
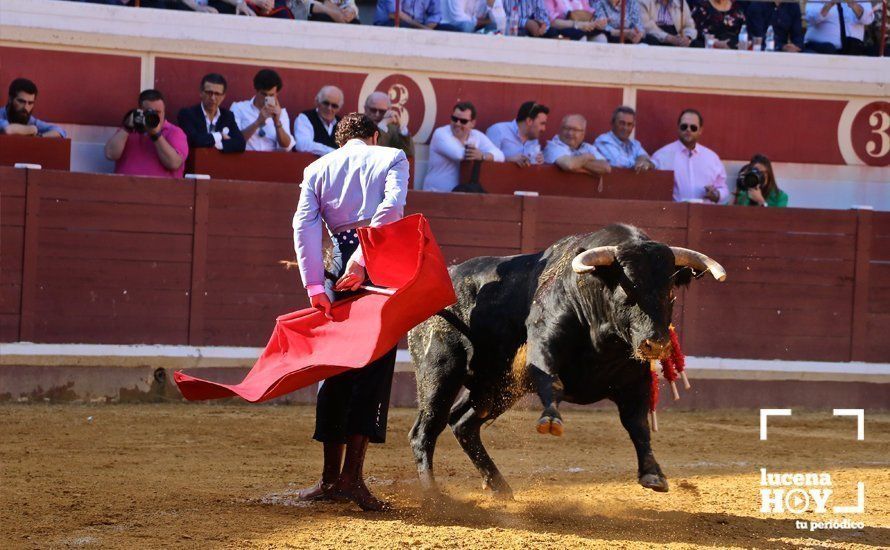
[
  {"xmin": 850, "ymin": 101, "xmax": 890, "ymax": 167},
  {"xmin": 373, "ymin": 74, "xmax": 425, "ymax": 137}
]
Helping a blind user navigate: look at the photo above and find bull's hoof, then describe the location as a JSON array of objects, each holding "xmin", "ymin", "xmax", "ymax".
[
  {"xmin": 482, "ymin": 477, "xmax": 515, "ymax": 500},
  {"xmin": 639, "ymin": 473, "xmax": 670, "ymax": 493},
  {"xmin": 536, "ymin": 416, "xmax": 564, "ymax": 436}
]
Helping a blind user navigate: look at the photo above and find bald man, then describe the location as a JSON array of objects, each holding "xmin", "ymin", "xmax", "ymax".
[
  {"xmin": 362, "ymin": 91, "xmax": 414, "ymax": 157},
  {"xmin": 295, "ymin": 85, "xmax": 344, "ymax": 156},
  {"xmin": 543, "ymin": 114, "xmax": 611, "ymax": 176}
]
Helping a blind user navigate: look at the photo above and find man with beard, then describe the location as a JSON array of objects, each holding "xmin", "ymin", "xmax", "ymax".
[
  {"xmin": 486, "ymin": 101, "xmax": 549, "ymax": 167},
  {"xmin": 0, "ymin": 79, "xmax": 66, "ymax": 138},
  {"xmin": 594, "ymin": 106, "xmax": 654, "ymax": 172}
]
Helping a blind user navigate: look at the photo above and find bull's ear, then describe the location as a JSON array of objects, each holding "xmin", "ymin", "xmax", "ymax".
[{"xmin": 672, "ymin": 266, "xmax": 694, "ymax": 288}]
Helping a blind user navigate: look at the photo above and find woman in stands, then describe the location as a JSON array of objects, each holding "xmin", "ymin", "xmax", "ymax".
[
  {"xmin": 690, "ymin": 0, "xmax": 745, "ymax": 49},
  {"xmin": 735, "ymin": 153, "xmax": 789, "ymax": 208}
]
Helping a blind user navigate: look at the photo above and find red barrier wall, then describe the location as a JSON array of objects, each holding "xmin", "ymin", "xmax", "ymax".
[{"xmin": 1, "ymin": 168, "xmax": 886, "ymax": 363}]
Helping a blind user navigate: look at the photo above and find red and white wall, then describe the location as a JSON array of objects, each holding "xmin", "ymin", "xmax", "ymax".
[{"xmin": 1, "ymin": 0, "xmax": 888, "ymax": 208}]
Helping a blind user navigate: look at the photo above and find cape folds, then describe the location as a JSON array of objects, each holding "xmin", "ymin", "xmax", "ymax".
[{"xmin": 173, "ymin": 214, "xmax": 456, "ymax": 403}]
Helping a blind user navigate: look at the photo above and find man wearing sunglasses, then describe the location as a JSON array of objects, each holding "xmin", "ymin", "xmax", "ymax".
[
  {"xmin": 295, "ymin": 85, "xmax": 345, "ymax": 157},
  {"xmin": 362, "ymin": 91, "xmax": 414, "ymax": 157},
  {"xmin": 177, "ymin": 73, "xmax": 246, "ymax": 154},
  {"xmin": 651, "ymin": 109, "xmax": 728, "ymax": 204},
  {"xmin": 424, "ymin": 101, "xmax": 504, "ymax": 192}
]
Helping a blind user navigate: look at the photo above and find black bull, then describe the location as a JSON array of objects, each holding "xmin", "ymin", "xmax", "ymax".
[{"xmin": 407, "ymin": 224, "xmax": 726, "ymax": 498}]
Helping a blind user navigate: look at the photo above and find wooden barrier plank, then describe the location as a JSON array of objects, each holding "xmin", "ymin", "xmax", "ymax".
[
  {"xmin": 38, "ymin": 200, "xmax": 194, "ymax": 234},
  {"xmin": 0, "ymin": 167, "xmax": 27, "ymax": 342},
  {"xmin": 0, "ymin": 135, "xmax": 71, "ymax": 171},
  {"xmin": 34, "ymin": 287, "xmax": 189, "ymax": 318},
  {"xmin": 439, "ymin": 245, "xmax": 521, "ymax": 265},
  {"xmin": 36, "ymin": 171, "xmax": 193, "ymax": 206},
  {"xmin": 28, "ymin": 314, "xmax": 189, "ymax": 345},
  {"xmin": 460, "ymin": 161, "xmax": 674, "ymax": 201},
  {"xmin": 188, "ymin": 180, "xmax": 210, "ymax": 346},
  {"xmin": 407, "ymin": 191, "xmax": 522, "ymax": 221},
  {"xmin": 534, "ymin": 224, "xmax": 688, "ymax": 251},
  {"xmin": 864, "ymin": 314, "xmax": 890, "ymax": 362},
  {"xmin": 18, "ymin": 168, "xmax": 42, "ymax": 341},
  {"xmin": 691, "ymin": 304, "xmax": 852, "ymax": 336},
  {"xmin": 532, "ymin": 196, "xmax": 688, "ymax": 227},
  {"xmin": 714, "ymin": 257, "xmax": 854, "ymax": 286},
  {"xmin": 36, "ymin": 257, "xmax": 192, "ymax": 289},
  {"xmin": 186, "ymin": 148, "xmax": 310, "ymax": 185},
  {"xmin": 696, "ymin": 206, "xmax": 857, "ymax": 234},
  {"xmin": 695, "ymin": 282, "xmax": 849, "ymax": 310},
  {"xmin": 202, "ymin": 318, "xmax": 279, "ymax": 347},
  {"xmin": 425, "ymin": 218, "xmax": 522, "ymax": 249},
  {"xmin": 37, "ymin": 228, "xmax": 193, "ymax": 263},
  {"xmin": 851, "ymin": 210, "xmax": 873, "ymax": 361},
  {"xmin": 690, "ymin": 333, "xmax": 852, "ymax": 362},
  {"xmin": 703, "ymin": 231, "xmax": 857, "ymax": 260}
]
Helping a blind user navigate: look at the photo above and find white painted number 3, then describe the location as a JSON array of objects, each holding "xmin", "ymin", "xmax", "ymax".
[{"xmin": 867, "ymin": 110, "xmax": 890, "ymax": 158}]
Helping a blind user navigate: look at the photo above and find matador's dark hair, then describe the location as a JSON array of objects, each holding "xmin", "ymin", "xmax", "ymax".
[{"xmin": 335, "ymin": 112, "xmax": 378, "ymax": 147}]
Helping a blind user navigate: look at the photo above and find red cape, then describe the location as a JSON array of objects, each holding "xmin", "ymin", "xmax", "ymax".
[{"xmin": 173, "ymin": 214, "xmax": 456, "ymax": 402}]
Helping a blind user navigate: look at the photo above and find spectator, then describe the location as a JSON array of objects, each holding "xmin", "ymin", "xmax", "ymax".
[
  {"xmin": 441, "ymin": 0, "xmax": 503, "ymax": 32},
  {"xmin": 690, "ymin": 0, "xmax": 745, "ymax": 49},
  {"xmin": 1, "ymin": 78, "xmax": 66, "ymax": 138},
  {"xmin": 295, "ymin": 85, "xmax": 344, "ymax": 156},
  {"xmin": 486, "ymin": 101, "xmax": 548, "ymax": 167},
  {"xmin": 177, "ymin": 73, "xmax": 246, "ymax": 154},
  {"xmin": 651, "ymin": 109, "xmax": 729, "ymax": 204},
  {"xmin": 231, "ymin": 69, "xmax": 295, "ymax": 152},
  {"xmin": 202, "ymin": 0, "xmax": 259, "ymax": 15},
  {"xmin": 639, "ymin": 0, "xmax": 696, "ymax": 47},
  {"xmin": 804, "ymin": 0, "xmax": 874, "ymax": 55},
  {"xmin": 543, "ymin": 114, "xmax": 611, "ymax": 176},
  {"xmin": 542, "ymin": 0, "xmax": 603, "ymax": 39},
  {"xmin": 734, "ymin": 154, "xmax": 788, "ymax": 207},
  {"xmin": 374, "ymin": 0, "xmax": 443, "ymax": 28},
  {"xmin": 104, "ymin": 89, "xmax": 188, "ymax": 179},
  {"xmin": 303, "ymin": 0, "xmax": 361, "ymax": 23},
  {"xmin": 424, "ymin": 101, "xmax": 504, "ymax": 192},
  {"xmin": 502, "ymin": 0, "xmax": 554, "ymax": 37},
  {"xmin": 746, "ymin": 0, "xmax": 804, "ymax": 52},
  {"xmin": 363, "ymin": 91, "xmax": 415, "ymax": 157},
  {"xmin": 866, "ymin": 1, "xmax": 889, "ymax": 55},
  {"xmin": 179, "ymin": 0, "xmax": 219, "ymax": 12},
  {"xmin": 593, "ymin": 0, "xmax": 645, "ymax": 43},
  {"xmin": 594, "ymin": 106, "xmax": 654, "ymax": 171}
]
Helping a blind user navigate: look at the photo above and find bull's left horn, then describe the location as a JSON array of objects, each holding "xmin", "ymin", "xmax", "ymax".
[
  {"xmin": 572, "ymin": 246, "xmax": 618, "ymax": 273},
  {"xmin": 670, "ymin": 247, "xmax": 727, "ymax": 282}
]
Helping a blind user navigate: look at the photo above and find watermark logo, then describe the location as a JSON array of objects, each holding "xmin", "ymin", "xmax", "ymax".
[{"xmin": 758, "ymin": 409, "xmax": 866, "ymax": 531}]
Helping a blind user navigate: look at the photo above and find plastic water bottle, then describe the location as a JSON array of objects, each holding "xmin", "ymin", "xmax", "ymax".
[
  {"xmin": 738, "ymin": 24, "xmax": 749, "ymax": 50},
  {"xmin": 508, "ymin": 5, "xmax": 520, "ymax": 37},
  {"xmin": 765, "ymin": 25, "xmax": 775, "ymax": 52}
]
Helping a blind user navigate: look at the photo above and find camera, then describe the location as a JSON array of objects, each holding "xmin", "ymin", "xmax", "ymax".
[
  {"xmin": 737, "ymin": 166, "xmax": 765, "ymax": 191},
  {"xmin": 132, "ymin": 108, "xmax": 161, "ymax": 133}
]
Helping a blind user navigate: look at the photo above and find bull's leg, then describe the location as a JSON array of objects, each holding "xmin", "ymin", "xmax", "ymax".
[
  {"xmin": 409, "ymin": 347, "xmax": 466, "ymax": 494},
  {"xmin": 615, "ymin": 389, "xmax": 669, "ymax": 493},
  {"xmin": 529, "ymin": 364, "xmax": 564, "ymax": 436},
  {"xmin": 449, "ymin": 394, "xmax": 514, "ymax": 499}
]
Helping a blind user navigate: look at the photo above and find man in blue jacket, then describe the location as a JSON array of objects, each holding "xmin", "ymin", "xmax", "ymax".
[{"xmin": 177, "ymin": 73, "xmax": 246, "ymax": 154}]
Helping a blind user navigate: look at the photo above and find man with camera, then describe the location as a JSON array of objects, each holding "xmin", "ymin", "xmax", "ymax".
[
  {"xmin": 362, "ymin": 91, "xmax": 414, "ymax": 157},
  {"xmin": 105, "ymin": 89, "xmax": 189, "ymax": 179}
]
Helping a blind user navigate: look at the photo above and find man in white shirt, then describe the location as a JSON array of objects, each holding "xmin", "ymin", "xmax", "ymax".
[
  {"xmin": 230, "ymin": 68, "xmax": 295, "ymax": 152},
  {"xmin": 423, "ymin": 101, "xmax": 505, "ymax": 192},
  {"xmin": 294, "ymin": 85, "xmax": 344, "ymax": 157},
  {"xmin": 803, "ymin": 0, "xmax": 874, "ymax": 54},
  {"xmin": 543, "ymin": 114, "xmax": 611, "ymax": 176},
  {"xmin": 651, "ymin": 109, "xmax": 729, "ymax": 204},
  {"xmin": 485, "ymin": 101, "xmax": 548, "ymax": 167}
]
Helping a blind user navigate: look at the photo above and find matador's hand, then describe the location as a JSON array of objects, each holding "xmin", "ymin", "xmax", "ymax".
[{"xmin": 334, "ymin": 259, "xmax": 366, "ymax": 292}]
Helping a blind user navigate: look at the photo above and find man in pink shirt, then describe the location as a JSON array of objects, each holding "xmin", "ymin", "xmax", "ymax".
[
  {"xmin": 105, "ymin": 89, "xmax": 189, "ymax": 179},
  {"xmin": 651, "ymin": 109, "xmax": 728, "ymax": 204}
]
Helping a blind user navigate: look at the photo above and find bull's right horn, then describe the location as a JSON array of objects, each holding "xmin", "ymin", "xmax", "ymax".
[
  {"xmin": 670, "ymin": 247, "xmax": 727, "ymax": 282},
  {"xmin": 572, "ymin": 246, "xmax": 618, "ymax": 273}
]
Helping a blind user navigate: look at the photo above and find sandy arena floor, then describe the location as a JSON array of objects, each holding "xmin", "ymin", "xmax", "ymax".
[{"xmin": 1, "ymin": 404, "xmax": 888, "ymax": 549}]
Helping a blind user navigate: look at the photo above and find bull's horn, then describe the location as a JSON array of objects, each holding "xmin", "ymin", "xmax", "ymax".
[
  {"xmin": 670, "ymin": 247, "xmax": 727, "ymax": 282},
  {"xmin": 572, "ymin": 246, "xmax": 618, "ymax": 273}
]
